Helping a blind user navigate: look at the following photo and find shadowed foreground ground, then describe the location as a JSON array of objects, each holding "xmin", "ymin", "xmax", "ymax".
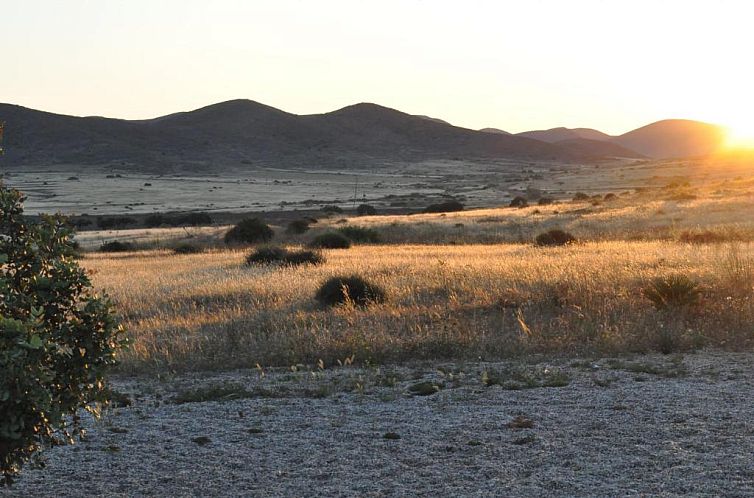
[{"xmin": 3, "ymin": 351, "xmax": 754, "ymax": 497}]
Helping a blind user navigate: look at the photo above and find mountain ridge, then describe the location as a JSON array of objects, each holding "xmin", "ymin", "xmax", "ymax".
[{"xmin": 0, "ymin": 100, "xmax": 723, "ymax": 171}]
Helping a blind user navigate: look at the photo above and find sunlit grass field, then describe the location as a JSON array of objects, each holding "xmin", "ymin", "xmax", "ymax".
[
  {"xmin": 77, "ymin": 176, "xmax": 754, "ymax": 374},
  {"xmin": 85, "ymin": 241, "xmax": 753, "ymax": 373}
]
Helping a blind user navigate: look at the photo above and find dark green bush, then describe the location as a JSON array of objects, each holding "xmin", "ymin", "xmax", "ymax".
[
  {"xmin": 509, "ymin": 196, "xmax": 528, "ymax": 208},
  {"xmin": 337, "ymin": 226, "xmax": 380, "ymax": 243},
  {"xmin": 286, "ymin": 219, "xmax": 311, "ymax": 235},
  {"xmin": 0, "ymin": 185, "xmax": 126, "ymax": 484},
  {"xmin": 246, "ymin": 246, "xmax": 325, "ymax": 266},
  {"xmin": 224, "ymin": 218, "xmax": 274, "ymax": 245},
  {"xmin": 322, "ymin": 205, "xmax": 343, "ymax": 214},
  {"xmin": 97, "ymin": 216, "xmax": 137, "ymax": 230},
  {"xmin": 309, "ymin": 232, "xmax": 351, "ymax": 249},
  {"xmin": 534, "ymin": 229, "xmax": 577, "ymax": 246},
  {"xmin": 99, "ymin": 241, "xmax": 134, "ymax": 252},
  {"xmin": 281, "ymin": 249, "xmax": 325, "ymax": 266},
  {"xmin": 315, "ymin": 275, "xmax": 386, "ymax": 307},
  {"xmin": 357, "ymin": 204, "xmax": 377, "ymax": 216},
  {"xmin": 643, "ymin": 275, "xmax": 701, "ymax": 310},
  {"xmin": 245, "ymin": 246, "xmax": 288, "ymax": 265},
  {"xmin": 423, "ymin": 201, "xmax": 464, "ymax": 213},
  {"xmin": 173, "ymin": 243, "xmax": 202, "ymax": 255}
]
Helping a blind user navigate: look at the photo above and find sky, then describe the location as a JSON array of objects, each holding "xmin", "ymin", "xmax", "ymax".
[{"xmin": 2, "ymin": 0, "xmax": 754, "ymax": 136}]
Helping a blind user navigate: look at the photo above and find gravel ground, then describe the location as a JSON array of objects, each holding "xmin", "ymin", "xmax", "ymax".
[{"xmin": 4, "ymin": 351, "xmax": 754, "ymax": 497}]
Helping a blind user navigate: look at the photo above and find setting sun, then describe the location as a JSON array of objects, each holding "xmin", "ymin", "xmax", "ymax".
[{"xmin": 725, "ymin": 122, "xmax": 754, "ymax": 149}]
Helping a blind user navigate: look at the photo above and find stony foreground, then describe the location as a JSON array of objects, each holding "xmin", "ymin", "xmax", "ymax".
[{"xmin": 4, "ymin": 352, "xmax": 754, "ymax": 497}]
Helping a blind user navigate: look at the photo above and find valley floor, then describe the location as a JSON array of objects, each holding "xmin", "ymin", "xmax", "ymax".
[{"xmin": 4, "ymin": 351, "xmax": 754, "ymax": 497}]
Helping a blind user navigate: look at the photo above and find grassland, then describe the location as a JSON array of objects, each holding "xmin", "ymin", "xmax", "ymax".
[{"xmin": 79, "ymin": 174, "xmax": 754, "ymax": 374}]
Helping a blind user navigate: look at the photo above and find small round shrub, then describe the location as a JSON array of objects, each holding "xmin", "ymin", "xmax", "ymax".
[
  {"xmin": 224, "ymin": 218, "xmax": 274, "ymax": 245},
  {"xmin": 509, "ymin": 196, "xmax": 528, "ymax": 208},
  {"xmin": 315, "ymin": 275, "xmax": 386, "ymax": 307},
  {"xmin": 603, "ymin": 193, "xmax": 617, "ymax": 201},
  {"xmin": 99, "ymin": 241, "xmax": 134, "ymax": 252},
  {"xmin": 423, "ymin": 200, "xmax": 464, "ymax": 213},
  {"xmin": 534, "ymin": 229, "xmax": 577, "ymax": 246},
  {"xmin": 357, "ymin": 204, "xmax": 377, "ymax": 216},
  {"xmin": 309, "ymin": 232, "xmax": 351, "ymax": 249},
  {"xmin": 572, "ymin": 192, "xmax": 590, "ymax": 201},
  {"xmin": 286, "ymin": 219, "xmax": 311, "ymax": 235},
  {"xmin": 537, "ymin": 197, "xmax": 554, "ymax": 206},
  {"xmin": 337, "ymin": 226, "xmax": 380, "ymax": 243},
  {"xmin": 246, "ymin": 246, "xmax": 288, "ymax": 265}
]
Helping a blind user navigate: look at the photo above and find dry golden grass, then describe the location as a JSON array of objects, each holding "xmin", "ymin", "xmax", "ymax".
[{"xmin": 86, "ymin": 240, "xmax": 754, "ymax": 373}]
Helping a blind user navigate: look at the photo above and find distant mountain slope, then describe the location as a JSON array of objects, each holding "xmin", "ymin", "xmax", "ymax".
[
  {"xmin": 0, "ymin": 100, "xmax": 721, "ymax": 170},
  {"xmin": 610, "ymin": 119, "xmax": 725, "ymax": 158},
  {"xmin": 517, "ymin": 127, "xmax": 611, "ymax": 143},
  {"xmin": 555, "ymin": 138, "xmax": 644, "ymax": 159},
  {"xmin": 479, "ymin": 127, "xmax": 510, "ymax": 135}
]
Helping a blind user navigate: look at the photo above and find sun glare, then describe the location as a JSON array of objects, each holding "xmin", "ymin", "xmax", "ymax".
[{"xmin": 724, "ymin": 122, "xmax": 754, "ymax": 150}]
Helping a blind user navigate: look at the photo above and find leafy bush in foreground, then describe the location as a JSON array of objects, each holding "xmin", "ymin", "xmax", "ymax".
[
  {"xmin": 224, "ymin": 218, "xmax": 273, "ymax": 245},
  {"xmin": 0, "ymin": 185, "xmax": 126, "ymax": 484},
  {"xmin": 315, "ymin": 275, "xmax": 386, "ymax": 307},
  {"xmin": 337, "ymin": 226, "xmax": 380, "ymax": 243},
  {"xmin": 534, "ymin": 229, "xmax": 577, "ymax": 246},
  {"xmin": 309, "ymin": 232, "xmax": 351, "ymax": 249}
]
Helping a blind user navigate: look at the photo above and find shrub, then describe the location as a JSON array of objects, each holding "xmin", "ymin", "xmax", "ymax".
[
  {"xmin": 245, "ymin": 246, "xmax": 288, "ymax": 265},
  {"xmin": 309, "ymin": 232, "xmax": 351, "ymax": 249},
  {"xmin": 0, "ymin": 185, "xmax": 126, "ymax": 484},
  {"xmin": 322, "ymin": 205, "xmax": 343, "ymax": 214},
  {"xmin": 572, "ymin": 192, "xmax": 590, "ymax": 201},
  {"xmin": 643, "ymin": 275, "xmax": 701, "ymax": 310},
  {"xmin": 173, "ymin": 243, "xmax": 202, "ymax": 255},
  {"xmin": 509, "ymin": 196, "xmax": 528, "ymax": 208},
  {"xmin": 423, "ymin": 200, "xmax": 464, "ymax": 213},
  {"xmin": 537, "ymin": 197, "xmax": 554, "ymax": 206},
  {"xmin": 534, "ymin": 229, "xmax": 577, "ymax": 246},
  {"xmin": 356, "ymin": 204, "xmax": 377, "ymax": 216},
  {"xmin": 97, "ymin": 216, "xmax": 137, "ymax": 230},
  {"xmin": 99, "ymin": 241, "xmax": 134, "ymax": 252},
  {"xmin": 285, "ymin": 219, "xmax": 311, "ymax": 235},
  {"xmin": 337, "ymin": 226, "xmax": 380, "ymax": 243},
  {"xmin": 224, "ymin": 218, "xmax": 273, "ymax": 245},
  {"xmin": 245, "ymin": 246, "xmax": 325, "ymax": 266},
  {"xmin": 315, "ymin": 275, "xmax": 386, "ymax": 307},
  {"xmin": 282, "ymin": 249, "xmax": 325, "ymax": 266},
  {"xmin": 144, "ymin": 214, "xmax": 165, "ymax": 228},
  {"xmin": 603, "ymin": 193, "xmax": 617, "ymax": 201}
]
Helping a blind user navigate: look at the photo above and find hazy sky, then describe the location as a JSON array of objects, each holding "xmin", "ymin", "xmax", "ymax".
[{"xmin": 3, "ymin": 0, "xmax": 753, "ymax": 135}]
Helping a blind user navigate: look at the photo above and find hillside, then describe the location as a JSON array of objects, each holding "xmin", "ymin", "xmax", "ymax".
[
  {"xmin": 517, "ymin": 127, "xmax": 611, "ymax": 143},
  {"xmin": 611, "ymin": 119, "xmax": 726, "ymax": 158},
  {"xmin": 0, "ymin": 100, "xmax": 641, "ymax": 172}
]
